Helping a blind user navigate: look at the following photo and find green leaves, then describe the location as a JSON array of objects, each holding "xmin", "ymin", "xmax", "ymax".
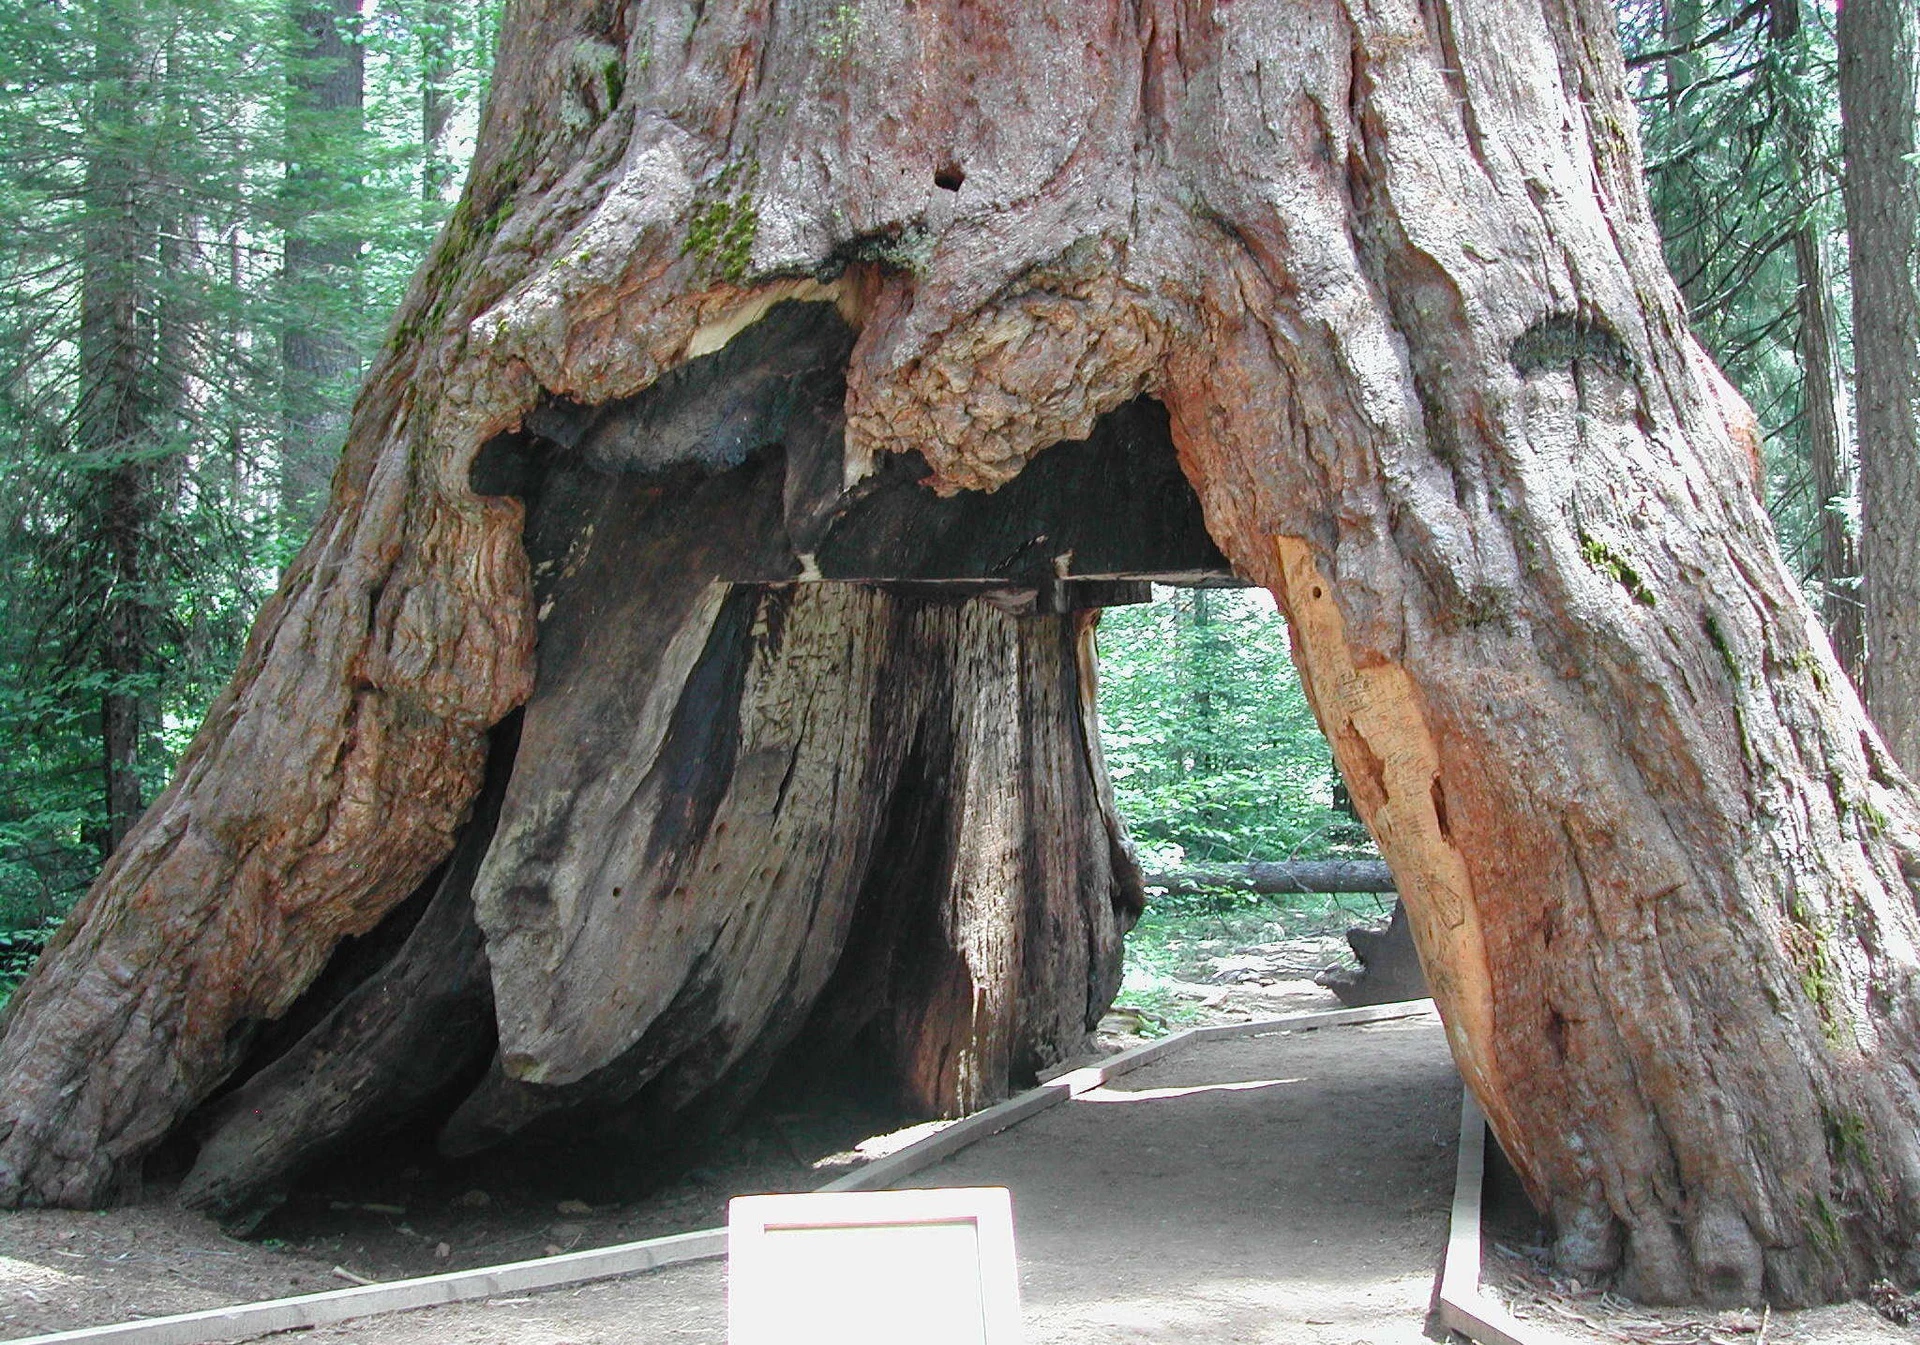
[
  {"xmin": 1095, "ymin": 587, "xmax": 1371, "ymax": 867},
  {"xmin": 0, "ymin": 920, "xmax": 60, "ymax": 1012},
  {"xmin": 0, "ymin": 0, "xmax": 504, "ymax": 933}
]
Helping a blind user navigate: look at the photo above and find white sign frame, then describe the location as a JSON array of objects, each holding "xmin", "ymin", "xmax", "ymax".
[{"xmin": 727, "ymin": 1186, "xmax": 1022, "ymax": 1345}]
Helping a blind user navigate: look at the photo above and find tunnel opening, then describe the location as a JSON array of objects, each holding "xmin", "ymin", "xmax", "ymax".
[
  {"xmin": 1090, "ymin": 582, "xmax": 1417, "ymax": 1034},
  {"xmin": 169, "ymin": 300, "xmax": 1426, "ymax": 1244}
]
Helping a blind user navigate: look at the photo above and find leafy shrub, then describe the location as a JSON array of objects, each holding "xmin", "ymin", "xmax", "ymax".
[{"xmin": 0, "ymin": 920, "xmax": 57, "ymax": 1012}]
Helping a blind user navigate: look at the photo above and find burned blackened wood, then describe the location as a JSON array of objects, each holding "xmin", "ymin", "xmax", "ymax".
[
  {"xmin": 502, "ymin": 303, "xmax": 1229, "ymax": 591},
  {"xmin": 803, "ymin": 398, "xmax": 1234, "ymax": 586}
]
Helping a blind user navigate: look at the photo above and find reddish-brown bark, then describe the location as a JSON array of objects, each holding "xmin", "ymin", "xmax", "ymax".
[{"xmin": 3, "ymin": 0, "xmax": 1920, "ymax": 1307}]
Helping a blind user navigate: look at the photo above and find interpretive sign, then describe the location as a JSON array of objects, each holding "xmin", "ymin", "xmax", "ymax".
[{"xmin": 727, "ymin": 1187, "xmax": 1021, "ymax": 1345}]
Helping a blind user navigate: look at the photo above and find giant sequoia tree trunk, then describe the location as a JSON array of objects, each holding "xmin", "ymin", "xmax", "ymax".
[{"xmin": 6, "ymin": 0, "xmax": 1920, "ymax": 1309}]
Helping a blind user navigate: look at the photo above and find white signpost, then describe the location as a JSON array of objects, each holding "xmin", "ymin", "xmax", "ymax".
[{"xmin": 727, "ymin": 1187, "xmax": 1022, "ymax": 1345}]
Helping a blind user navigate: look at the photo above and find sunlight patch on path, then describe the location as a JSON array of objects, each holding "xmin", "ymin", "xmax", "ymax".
[{"xmin": 1071, "ymin": 1077, "xmax": 1302, "ymax": 1104}]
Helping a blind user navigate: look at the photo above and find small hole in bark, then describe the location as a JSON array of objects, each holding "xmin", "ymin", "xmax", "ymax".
[
  {"xmin": 612, "ymin": 887, "xmax": 622, "ymax": 898},
  {"xmin": 1545, "ymin": 1009, "xmax": 1568, "ymax": 1060},
  {"xmin": 1311, "ymin": 585, "xmax": 1323, "ymax": 600},
  {"xmin": 933, "ymin": 164, "xmax": 965, "ymax": 191}
]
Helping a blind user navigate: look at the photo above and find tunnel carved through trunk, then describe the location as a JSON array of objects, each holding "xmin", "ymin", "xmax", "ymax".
[
  {"xmin": 7, "ymin": 0, "xmax": 1920, "ymax": 1308},
  {"xmin": 169, "ymin": 343, "xmax": 1182, "ymax": 1227}
]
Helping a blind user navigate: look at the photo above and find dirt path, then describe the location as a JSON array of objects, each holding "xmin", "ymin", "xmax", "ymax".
[
  {"xmin": 8, "ymin": 998, "xmax": 1918, "ymax": 1344},
  {"xmin": 229, "ymin": 1012, "xmax": 1460, "ymax": 1345},
  {"xmin": 901, "ymin": 1013, "xmax": 1458, "ymax": 1344}
]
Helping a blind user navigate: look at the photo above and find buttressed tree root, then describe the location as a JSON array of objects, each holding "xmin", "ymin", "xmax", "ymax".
[{"xmin": 3, "ymin": 0, "xmax": 1920, "ymax": 1307}]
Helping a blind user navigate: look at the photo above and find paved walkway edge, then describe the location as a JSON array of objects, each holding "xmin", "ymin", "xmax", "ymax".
[{"xmin": 12, "ymin": 999, "xmax": 1439, "ymax": 1345}]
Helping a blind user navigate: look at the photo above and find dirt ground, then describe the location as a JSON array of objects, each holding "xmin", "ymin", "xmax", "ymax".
[
  {"xmin": 4, "ymin": 930, "xmax": 1916, "ymax": 1345},
  {"xmin": 1, "ymin": 1008, "xmax": 1459, "ymax": 1344},
  {"xmin": 1479, "ymin": 1240, "xmax": 1920, "ymax": 1344},
  {"xmin": 0, "ymin": 932, "xmax": 1345, "ymax": 1341},
  {"xmin": 902, "ymin": 1013, "xmax": 1460, "ymax": 1344}
]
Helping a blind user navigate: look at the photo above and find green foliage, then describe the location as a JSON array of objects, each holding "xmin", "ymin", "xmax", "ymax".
[
  {"xmin": 0, "ymin": 922, "xmax": 59, "ymax": 1012},
  {"xmin": 1096, "ymin": 587, "xmax": 1372, "ymax": 867},
  {"xmin": 1619, "ymin": 0, "xmax": 1854, "ymax": 591},
  {"xmin": 0, "ymin": 0, "xmax": 503, "ymax": 939}
]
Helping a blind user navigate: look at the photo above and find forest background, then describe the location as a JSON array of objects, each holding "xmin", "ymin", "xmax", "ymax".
[{"xmin": 0, "ymin": 0, "xmax": 1902, "ymax": 1001}]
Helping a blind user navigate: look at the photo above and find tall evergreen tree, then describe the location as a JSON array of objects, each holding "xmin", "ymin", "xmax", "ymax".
[
  {"xmin": 1838, "ymin": 0, "xmax": 1920, "ymax": 770},
  {"xmin": 75, "ymin": 0, "xmax": 170, "ymax": 851},
  {"xmin": 1770, "ymin": 0, "xmax": 1860, "ymax": 676},
  {"xmin": 1622, "ymin": 0, "xmax": 1860, "ymax": 672},
  {"xmin": 280, "ymin": 0, "xmax": 364, "ymax": 530},
  {"xmin": 0, "ymin": 0, "xmax": 502, "ymax": 936}
]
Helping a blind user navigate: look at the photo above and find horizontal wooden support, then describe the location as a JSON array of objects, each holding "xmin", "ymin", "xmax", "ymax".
[
  {"xmin": 1145, "ymin": 859, "xmax": 1397, "ymax": 895},
  {"xmin": 815, "ymin": 1084, "xmax": 1075, "ymax": 1193},
  {"xmin": 1190, "ymin": 998, "xmax": 1433, "ymax": 1040}
]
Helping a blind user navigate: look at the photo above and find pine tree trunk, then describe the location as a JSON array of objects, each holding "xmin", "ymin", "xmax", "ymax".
[
  {"xmin": 418, "ymin": 0, "xmax": 455, "ymax": 209},
  {"xmin": 5, "ymin": 0, "xmax": 1920, "ymax": 1308},
  {"xmin": 78, "ymin": 0, "xmax": 160, "ymax": 855},
  {"xmin": 280, "ymin": 0, "xmax": 365, "ymax": 529},
  {"xmin": 1793, "ymin": 228, "xmax": 1861, "ymax": 676},
  {"xmin": 1772, "ymin": 0, "xmax": 1861, "ymax": 680},
  {"xmin": 1840, "ymin": 0, "xmax": 1920, "ymax": 773}
]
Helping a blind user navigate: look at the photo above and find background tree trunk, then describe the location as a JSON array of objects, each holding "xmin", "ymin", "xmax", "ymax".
[
  {"xmin": 1772, "ymin": 0, "xmax": 1861, "ymax": 680},
  {"xmin": 417, "ymin": 0, "xmax": 455, "ymax": 210},
  {"xmin": 280, "ymin": 0, "xmax": 365, "ymax": 530},
  {"xmin": 3, "ymin": 0, "xmax": 1920, "ymax": 1309},
  {"xmin": 1793, "ymin": 226, "xmax": 1861, "ymax": 676},
  {"xmin": 78, "ymin": 0, "xmax": 164, "ymax": 856},
  {"xmin": 1839, "ymin": 0, "xmax": 1920, "ymax": 770}
]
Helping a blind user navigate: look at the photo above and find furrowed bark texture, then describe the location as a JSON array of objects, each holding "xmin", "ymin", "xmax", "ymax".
[{"xmin": 5, "ymin": 0, "xmax": 1920, "ymax": 1307}]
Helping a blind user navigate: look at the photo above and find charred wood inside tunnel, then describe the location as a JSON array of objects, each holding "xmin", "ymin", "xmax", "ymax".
[{"xmin": 168, "ymin": 312, "xmax": 1233, "ymax": 1230}]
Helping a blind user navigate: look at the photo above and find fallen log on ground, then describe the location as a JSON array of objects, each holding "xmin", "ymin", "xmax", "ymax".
[{"xmin": 1144, "ymin": 860, "xmax": 1396, "ymax": 896}]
